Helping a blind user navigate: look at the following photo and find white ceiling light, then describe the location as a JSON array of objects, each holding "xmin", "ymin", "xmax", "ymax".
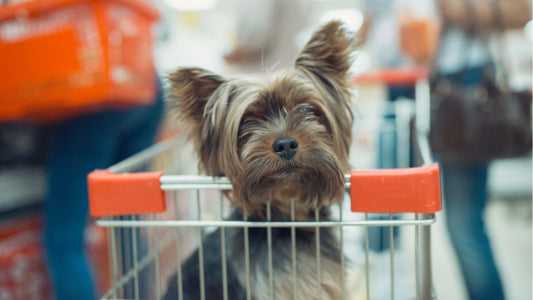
[
  {"xmin": 164, "ymin": 0, "xmax": 218, "ymax": 11},
  {"xmin": 320, "ymin": 9, "xmax": 364, "ymax": 32}
]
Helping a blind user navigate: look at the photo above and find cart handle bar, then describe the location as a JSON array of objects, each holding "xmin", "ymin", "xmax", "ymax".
[
  {"xmin": 88, "ymin": 163, "xmax": 441, "ymax": 217},
  {"xmin": 351, "ymin": 67, "xmax": 427, "ymax": 85}
]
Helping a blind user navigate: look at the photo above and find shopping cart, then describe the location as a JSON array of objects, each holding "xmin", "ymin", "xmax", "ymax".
[{"xmin": 88, "ymin": 71, "xmax": 441, "ymax": 300}]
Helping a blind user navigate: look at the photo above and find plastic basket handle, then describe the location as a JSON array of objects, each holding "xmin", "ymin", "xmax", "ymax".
[
  {"xmin": 350, "ymin": 163, "xmax": 441, "ymax": 213},
  {"xmin": 88, "ymin": 170, "xmax": 165, "ymax": 217},
  {"xmin": 88, "ymin": 163, "xmax": 442, "ymax": 217}
]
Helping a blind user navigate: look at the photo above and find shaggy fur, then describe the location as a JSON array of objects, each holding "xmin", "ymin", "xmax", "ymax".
[{"xmin": 164, "ymin": 20, "xmax": 354, "ymax": 300}]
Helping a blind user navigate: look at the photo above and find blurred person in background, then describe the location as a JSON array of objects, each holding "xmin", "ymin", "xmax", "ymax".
[
  {"xmin": 357, "ymin": 0, "xmax": 440, "ymax": 168},
  {"xmin": 43, "ymin": 1, "xmax": 165, "ymax": 297},
  {"xmin": 44, "ymin": 78, "xmax": 164, "ymax": 300},
  {"xmin": 355, "ymin": 0, "xmax": 436, "ymax": 251},
  {"xmin": 223, "ymin": 0, "xmax": 311, "ymax": 73},
  {"xmin": 401, "ymin": 0, "xmax": 531, "ymax": 299}
]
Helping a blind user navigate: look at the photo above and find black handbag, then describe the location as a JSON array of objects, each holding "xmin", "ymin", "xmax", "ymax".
[
  {"xmin": 430, "ymin": 73, "xmax": 531, "ymax": 163},
  {"xmin": 429, "ymin": 0, "xmax": 532, "ymax": 163}
]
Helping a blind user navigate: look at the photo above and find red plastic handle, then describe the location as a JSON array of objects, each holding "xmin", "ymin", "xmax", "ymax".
[
  {"xmin": 88, "ymin": 164, "xmax": 442, "ymax": 216},
  {"xmin": 88, "ymin": 170, "xmax": 165, "ymax": 217},
  {"xmin": 350, "ymin": 163, "xmax": 441, "ymax": 213}
]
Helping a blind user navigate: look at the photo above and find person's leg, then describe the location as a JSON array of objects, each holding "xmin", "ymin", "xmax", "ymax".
[
  {"xmin": 44, "ymin": 113, "xmax": 119, "ymax": 300},
  {"xmin": 116, "ymin": 78, "xmax": 164, "ymax": 161},
  {"xmin": 441, "ymin": 162, "xmax": 504, "ymax": 300}
]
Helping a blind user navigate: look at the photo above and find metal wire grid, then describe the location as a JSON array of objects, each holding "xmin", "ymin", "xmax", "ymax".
[{"xmin": 96, "ymin": 175, "xmax": 437, "ymax": 300}]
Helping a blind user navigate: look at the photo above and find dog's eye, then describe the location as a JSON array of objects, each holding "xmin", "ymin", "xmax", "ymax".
[
  {"xmin": 240, "ymin": 118, "xmax": 258, "ymax": 128},
  {"xmin": 298, "ymin": 104, "xmax": 321, "ymax": 117},
  {"xmin": 298, "ymin": 104, "xmax": 317, "ymax": 115}
]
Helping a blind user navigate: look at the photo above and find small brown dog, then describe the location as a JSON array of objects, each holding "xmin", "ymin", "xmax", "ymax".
[{"xmin": 164, "ymin": 20, "xmax": 354, "ymax": 300}]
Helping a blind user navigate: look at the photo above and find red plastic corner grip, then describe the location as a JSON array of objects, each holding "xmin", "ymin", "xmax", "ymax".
[
  {"xmin": 88, "ymin": 170, "xmax": 165, "ymax": 216},
  {"xmin": 350, "ymin": 163, "xmax": 442, "ymax": 213}
]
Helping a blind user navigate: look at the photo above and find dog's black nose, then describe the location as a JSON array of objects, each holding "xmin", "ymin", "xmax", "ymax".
[{"xmin": 273, "ymin": 137, "xmax": 298, "ymax": 160}]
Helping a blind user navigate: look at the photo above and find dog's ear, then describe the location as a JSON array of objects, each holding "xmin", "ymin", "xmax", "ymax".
[
  {"xmin": 295, "ymin": 20, "xmax": 352, "ymax": 80},
  {"xmin": 168, "ymin": 67, "xmax": 225, "ymax": 124}
]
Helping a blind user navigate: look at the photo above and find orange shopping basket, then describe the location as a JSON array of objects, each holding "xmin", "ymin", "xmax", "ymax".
[{"xmin": 0, "ymin": 0, "xmax": 160, "ymax": 121}]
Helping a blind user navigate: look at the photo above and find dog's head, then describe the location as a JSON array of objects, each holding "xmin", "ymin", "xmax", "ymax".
[{"xmin": 169, "ymin": 21, "xmax": 354, "ymax": 219}]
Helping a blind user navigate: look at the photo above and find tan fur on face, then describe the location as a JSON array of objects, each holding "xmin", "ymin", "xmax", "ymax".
[{"xmin": 232, "ymin": 71, "xmax": 351, "ymax": 219}]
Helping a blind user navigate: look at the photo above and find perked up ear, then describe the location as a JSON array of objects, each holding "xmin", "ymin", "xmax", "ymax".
[
  {"xmin": 168, "ymin": 67, "xmax": 225, "ymax": 125},
  {"xmin": 295, "ymin": 20, "xmax": 353, "ymax": 79}
]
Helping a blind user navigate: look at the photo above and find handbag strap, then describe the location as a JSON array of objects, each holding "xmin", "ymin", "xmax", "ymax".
[
  {"xmin": 466, "ymin": 0, "xmax": 515, "ymax": 91},
  {"xmin": 490, "ymin": 0, "xmax": 513, "ymax": 91},
  {"xmin": 431, "ymin": 0, "xmax": 491, "ymax": 80},
  {"xmin": 462, "ymin": 0, "xmax": 495, "ymax": 72}
]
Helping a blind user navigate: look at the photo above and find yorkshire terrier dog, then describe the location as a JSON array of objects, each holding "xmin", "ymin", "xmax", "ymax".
[{"xmin": 164, "ymin": 20, "xmax": 354, "ymax": 300}]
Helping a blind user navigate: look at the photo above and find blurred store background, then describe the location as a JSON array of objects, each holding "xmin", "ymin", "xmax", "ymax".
[{"xmin": 0, "ymin": 0, "xmax": 531, "ymax": 299}]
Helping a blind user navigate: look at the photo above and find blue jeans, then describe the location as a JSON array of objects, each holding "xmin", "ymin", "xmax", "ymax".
[
  {"xmin": 438, "ymin": 65, "xmax": 504, "ymax": 300},
  {"xmin": 44, "ymin": 80, "xmax": 164, "ymax": 300},
  {"xmin": 441, "ymin": 162, "xmax": 504, "ymax": 300}
]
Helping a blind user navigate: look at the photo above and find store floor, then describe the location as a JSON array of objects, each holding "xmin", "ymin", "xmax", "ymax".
[{"xmin": 433, "ymin": 182, "xmax": 532, "ymax": 300}]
